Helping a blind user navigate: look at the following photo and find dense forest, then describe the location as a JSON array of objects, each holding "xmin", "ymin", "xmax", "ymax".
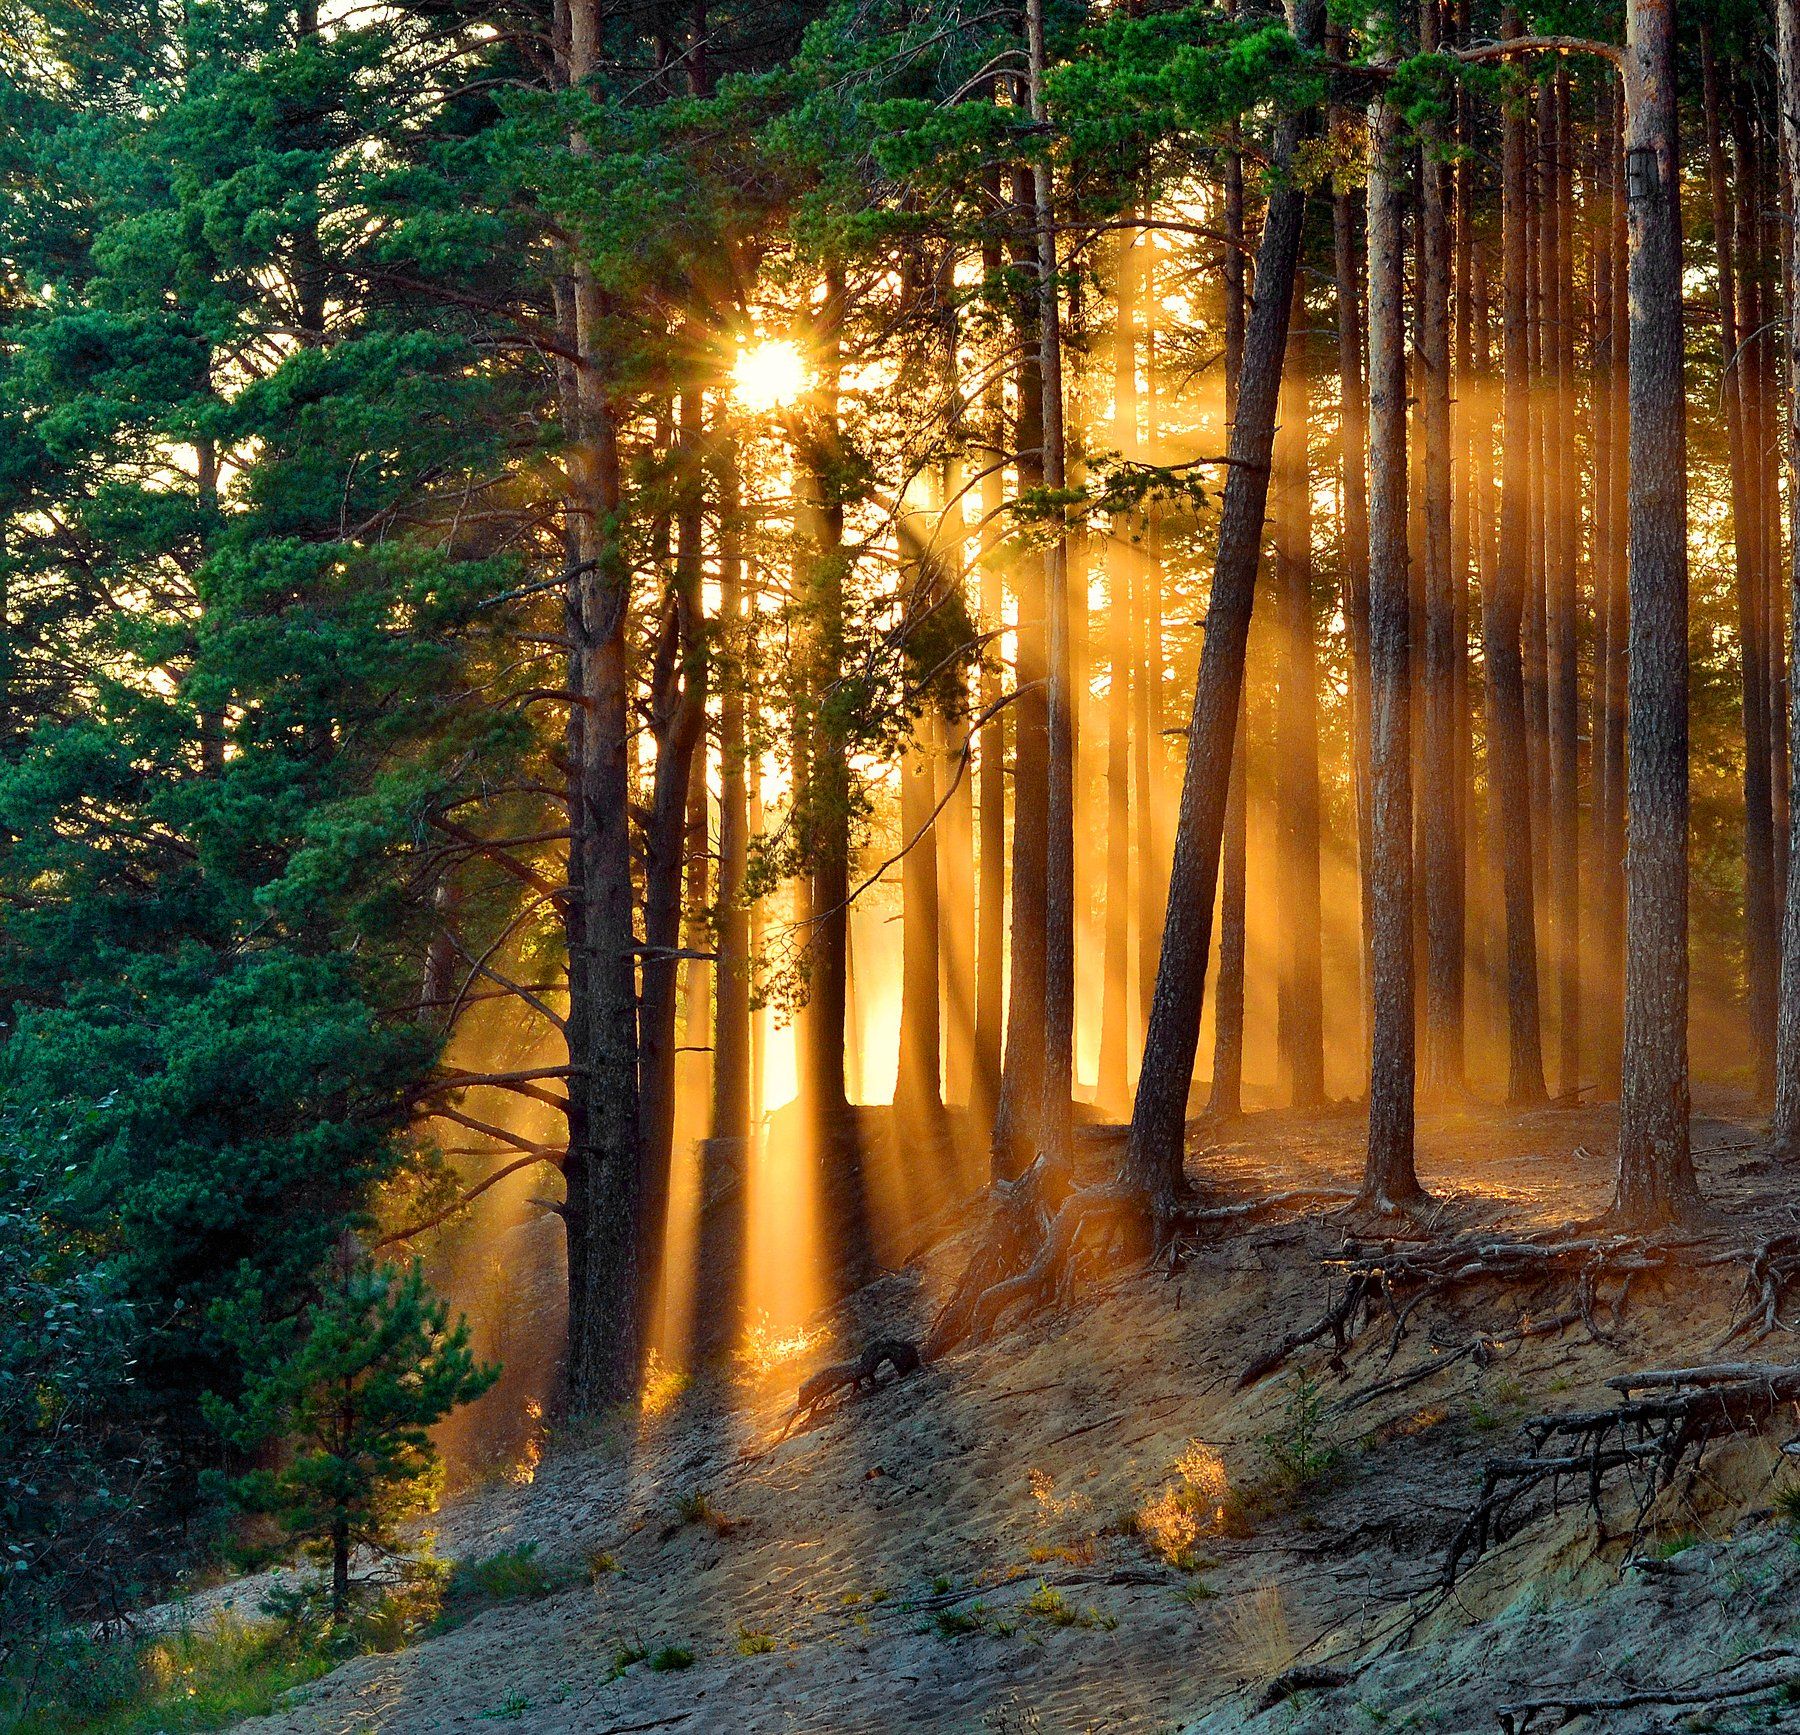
[{"xmin": 13, "ymin": 0, "xmax": 1800, "ymax": 1725}]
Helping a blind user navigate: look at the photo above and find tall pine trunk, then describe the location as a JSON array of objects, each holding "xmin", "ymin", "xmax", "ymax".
[
  {"xmin": 1767, "ymin": 0, "xmax": 1800, "ymax": 1155},
  {"xmin": 1488, "ymin": 11, "xmax": 1547, "ymax": 1109},
  {"xmin": 1099, "ymin": 226, "xmax": 1139, "ymax": 1115},
  {"xmin": 1274, "ymin": 272, "xmax": 1325, "ymax": 1107},
  {"xmin": 994, "ymin": 161, "xmax": 1049, "ymax": 1178},
  {"xmin": 1030, "ymin": 0, "xmax": 1075, "ymax": 1166},
  {"xmin": 561, "ymin": 0, "xmax": 642, "ymax": 1410},
  {"xmin": 1613, "ymin": 0, "xmax": 1699, "ymax": 1225},
  {"xmin": 1420, "ymin": 0, "xmax": 1462, "ymax": 1096},
  {"xmin": 1212, "ymin": 139, "xmax": 1251, "ymax": 1118},
  {"xmin": 1361, "ymin": 68, "xmax": 1424, "ymax": 1209},
  {"xmin": 1125, "ymin": 0, "xmax": 1323, "ymax": 1211}
]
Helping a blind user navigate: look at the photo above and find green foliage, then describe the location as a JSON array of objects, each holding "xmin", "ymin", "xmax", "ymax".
[
  {"xmin": 1, "ymin": 1614, "xmax": 331, "ymax": 1735},
  {"xmin": 1258, "ymin": 1375, "xmax": 1342, "ymax": 1495},
  {"xmin": 0, "ymin": 1118, "xmax": 146, "ymax": 1665},
  {"xmin": 203, "ymin": 1257, "xmax": 497, "ymax": 1611},
  {"xmin": 646, "ymin": 1645, "xmax": 695, "ymax": 1673},
  {"xmin": 447, "ymin": 1544, "xmax": 562, "ymax": 1605},
  {"xmin": 735, "ymin": 1623, "xmax": 777, "ymax": 1655}
]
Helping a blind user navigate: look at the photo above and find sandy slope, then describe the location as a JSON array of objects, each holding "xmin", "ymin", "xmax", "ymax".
[{"xmin": 223, "ymin": 1093, "xmax": 1800, "ymax": 1734}]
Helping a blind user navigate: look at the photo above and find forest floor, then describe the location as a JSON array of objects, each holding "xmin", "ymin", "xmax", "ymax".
[{"xmin": 195, "ymin": 1087, "xmax": 1800, "ymax": 1733}]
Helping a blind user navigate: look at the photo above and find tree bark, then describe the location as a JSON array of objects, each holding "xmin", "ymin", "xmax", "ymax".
[
  {"xmin": 1274, "ymin": 271, "xmax": 1325, "ymax": 1107},
  {"xmin": 1547, "ymin": 69, "xmax": 1580, "ymax": 1099},
  {"xmin": 637, "ymin": 386, "xmax": 708, "ymax": 1339},
  {"xmin": 1099, "ymin": 226, "xmax": 1139, "ymax": 1116},
  {"xmin": 1124, "ymin": 0, "xmax": 1323, "ymax": 1212},
  {"xmin": 974, "ymin": 190, "xmax": 1008, "ymax": 1133},
  {"xmin": 561, "ymin": 0, "xmax": 643, "ymax": 1410},
  {"xmin": 1333, "ymin": 139, "xmax": 1374, "ymax": 1035},
  {"xmin": 1420, "ymin": 0, "xmax": 1462, "ymax": 1095},
  {"xmin": 1361, "ymin": 67, "xmax": 1424, "ymax": 1209},
  {"xmin": 1703, "ymin": 36, "xmax": 1778, "ymax": 1106},
  {"xmin": 1613, "ymin": 0, "xmax": 1699, "ymax": 1226},
  {"xmin": 712, "ymin": 448, "xmax": 751, "ymax": 1145},
  {"xmin": 1211, "ymin": 114, "xmax": 1251, "ymax": 1118},
  {"xmin": 1767, "ymin": 0, "xmax": 1800, "ymax": 1155},
  {"xmin": 1488, "ymin": 19, "xmax": 1549, "ymax": 1110},
  {"xmin": 993, "ymin": 156, "xmax": 1049, "ymax": 1177},
  {"xmin": 1029, "ymin": 0, "xmax": 1075, "ymax": 1167}
]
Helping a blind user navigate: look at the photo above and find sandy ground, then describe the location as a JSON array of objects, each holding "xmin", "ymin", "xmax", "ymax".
[{"xmin": 192, "ymin": 1090, "xmax": 1800, "ymax": 1734}]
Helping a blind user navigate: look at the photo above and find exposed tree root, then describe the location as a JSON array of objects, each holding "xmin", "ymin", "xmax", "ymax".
[
  {"xmin": 1443, "ymin": 1361, "xmax": 1800, "ymax": 1587},
  {"xmin": 1495, "ymin": 1649, "xmax": 1800, "ymax": 1733},
  {"xmin": 791, "ymin": 1162, "xmax": 1355, "ymax": 1414},
  {"xmin": 780, "ymin": 1338, "xmax": 920, "ymax": 1438},
  {"xmin": 926, "ymin": 1165, "xmax": 1355, "ymax": 1363},
  {"xmin": 1239, "ymin": 1229, "xmax": 1708, "ymax": 1389}
]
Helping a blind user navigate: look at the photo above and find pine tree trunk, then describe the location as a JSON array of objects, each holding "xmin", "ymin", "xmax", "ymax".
[
  {"xmin": 1361, "ymin": 71, "xmax": 1424, "ymax": 1209},
  {"xmin": 561, "ymin": 0, "xmax": 642, "ymax": 1411},
  {"xmin": 1274, "ymin": 272, "xmax": 1325, "ymax": 1107},
  {"xmin": 1030, "ymin": 0, "xmax": 1075, "ymax": 1167},
  {"xmin": 1704, "ymin": 36, "xmax": 1778, "ymax": 1106},
  {"xmin": 712, "ymin": 450, "xmax": 751, "ymax": 1145},
  {"xmin": 1588, "ymin": 81, "xmax": 1625, "ymax": 1098},
  {"xmin": 1210, "ymin": 117, "xmax": 1250, "ymax": 1116},
  {"xmin": 974, "ymin": 316, "xmax": 1008, "ymax": 1131},
  {"xmin": 1767, "ymin": 0, "xmax": 1800, "ymax": 1155},
  {"xmin": 1601, "ymin": 83, "xmax": 1632, "ymax": 1093},
  {"xmin": 1420, "ymin": 0, "xmax": 1462, "ymax": 1096},
  {"xmin": 1124, "ymin": 0, "xmax": 1323, "ymax": 1211},
  {"xmin": 1547, "ymin": 69, "xmax": 1580, "ymax": 1099},
  {"xmin": 1613, "ymin": 0, "xmax": 1699, "ymax": 1226},
  {"xmin": 637, "ymin": 387, "xmax": 708, "ymax": 1338},
  {"xmin": 993, "ymin": 163, "xmax": 1048, "ymax": 1175},
  {"xmin": 1488, "ymin": 12, "xmax": 1548, "ymax": 1109},
  {"xmin": 896, "ymin": 707, "xmax": 944, "ymax": 1126},
  {"xmin": 1333, "ymin": 155, "xmax": 1374, "ymax": 1033},
  {"xmin": 1099, "ymin": 227, "xmax": 1138, "ymax": 1116}
]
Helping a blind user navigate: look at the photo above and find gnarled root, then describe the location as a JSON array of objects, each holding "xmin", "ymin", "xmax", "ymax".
[
  {"xmin": 927, "ymin": 1173, "xmax": 1353, "ymax": 1363},
  {"xmin": 1240, "ymin": 1230, "xmax": 1698, "ymax": 1389},
  {"xmin": 1444, "ymin": 1360, "xmax": 1800, "ymax": 1586},
  {"xmin": 781, "ymin": 1338, "xmax": 920, "ymax": 1437}
]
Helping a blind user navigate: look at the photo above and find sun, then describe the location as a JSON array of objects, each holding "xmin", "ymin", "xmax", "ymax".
[{"xmin": 732, "ymin": 338, "xmax": 808, "ymax": 413}]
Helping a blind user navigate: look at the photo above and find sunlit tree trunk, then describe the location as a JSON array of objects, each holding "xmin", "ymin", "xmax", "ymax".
[
  {"xmin": 994, "ymin": 160, "xmax": 1049, "ymax": 1178},
  {"xmin": 1029, "ymin": 0, "xmax": 1074, "ymax": 1166},
  {"xmin": 1211, "ymin": 117, "xmax": 1249, "ymax": 1119},
  {"xmin": 1703, "ymin": 34, "xmax": 1777, "ymax": 1105},
  {"xmin": 1588, "ymin": 80, "xmax": 1625, "ymax": 1097},
  {"xmin": 638, "ymin": 386, "xmax": 708, "ymax": 1339},
  {"xmin": 1768, "ymin": 0, "xmax": 1800, "ymax": 1156},
  {"xmin": 713, "ymin": 452, "xmax": 751, "ymax": 1146},
  {"xmin": 1125, "ymin": 0, "xmax": 1323, "ymax": 1211},
  {"xmin": 561, "ymin": 0, "xmax": 643, "ymax": 1410},
  {"xmin": 1099, "ymin": 226, "xmax": 1139, "ymax": 1117},
  {"xmin": 1136, "ymin": 269, "xmax": 1170, "ymax": 1036},
  {"xmin": 1613, "ymin": 0, "xmax": 1699, "ymax": 1226},
  {"xmin": 1600, "ymin": 82, "xmax": 1631, "ymax": 1094},
  {"xmin": 1332, "ymin": 101, "xmax": 1374, "ymax": 1034},
  {"xmin": 1524, "ymin": 91, "xmax": 1550, "ymax": 933},
  {"xmin": 1274, "ymin": 271, "xmax": 1325, "ymax": 1107},
  {"xmin": 1488, "ymin": 11, "xmax": 1547, "ymax": 1110},
  {"xmin": 1361, "ymin": 64, "xmax": 1423, "ymax": 1210},
  {"xmin": 1420, "ymin": 0, "xmax": 1461, "ymax": 1096},
  {"xmin": 1547, "ymin": 69, "xmax": 1579, "ymax": 1099},
  {"xmin": 895, "ymin": 475, "xmax": 944, "ymax": 1131},
  {"xmin": 974, "ymin": 191, "xmax": 1008, "ymax": 1133}
]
